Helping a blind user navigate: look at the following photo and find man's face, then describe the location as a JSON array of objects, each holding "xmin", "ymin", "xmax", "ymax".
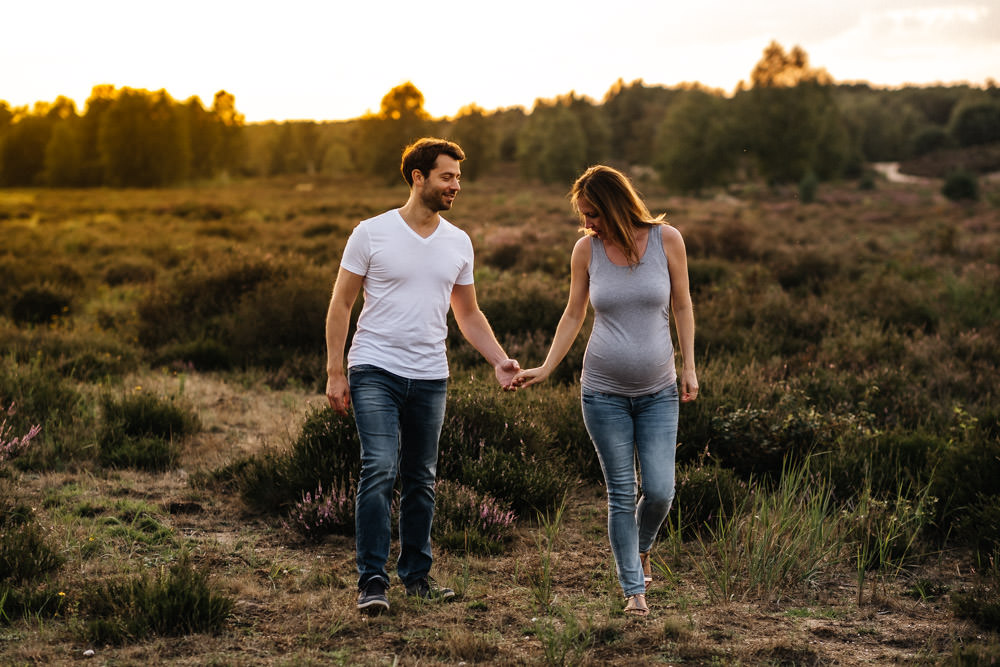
[{"xmin": 417, "ymin": 155, "xmax": 462, "ymax": 212}]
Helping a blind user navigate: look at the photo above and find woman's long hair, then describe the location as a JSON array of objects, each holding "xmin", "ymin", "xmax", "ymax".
[{"xmin": 570, "ymin": 165, "xmax": 666, "ymax": 266}]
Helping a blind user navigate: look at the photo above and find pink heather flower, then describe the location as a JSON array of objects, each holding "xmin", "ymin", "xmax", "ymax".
[{"xmin": 0, "ymin": 416, "xmax": 41, "ymax": 464}]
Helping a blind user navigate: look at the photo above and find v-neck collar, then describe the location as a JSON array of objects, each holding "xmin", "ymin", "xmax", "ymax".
[{"xmin": 395, "ymin": 209, "xmax": 442, "ymax": 242}]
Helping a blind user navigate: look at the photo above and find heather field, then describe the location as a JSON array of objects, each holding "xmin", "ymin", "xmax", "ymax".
[{"xmin": 1, "ymin": 170, "xmax": 999, "ymax": 665}]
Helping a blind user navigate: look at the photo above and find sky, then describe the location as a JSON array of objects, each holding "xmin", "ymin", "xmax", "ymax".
[{"xmin": 3, "ymin": 0, "xmax": 998, "ymax": 123}]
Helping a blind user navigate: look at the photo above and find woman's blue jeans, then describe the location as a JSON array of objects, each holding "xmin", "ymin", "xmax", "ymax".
[
  {"xmin": 349, "ymin": 364, "xmax": 448, "ymax": 590},
  {"xmin": 581, "ymin": 384, "xmax": 679, "ymax": 597}
]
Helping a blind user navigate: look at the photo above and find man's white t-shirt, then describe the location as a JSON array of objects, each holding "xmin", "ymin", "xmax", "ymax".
[{"xmin": 340, "ymin": 209, "xmax": 474, "ymax": 380}]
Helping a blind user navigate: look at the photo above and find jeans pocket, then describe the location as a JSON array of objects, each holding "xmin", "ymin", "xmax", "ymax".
[{"xmin": 349, "ymin": 364, "xmax": 382, "ymax": 377}]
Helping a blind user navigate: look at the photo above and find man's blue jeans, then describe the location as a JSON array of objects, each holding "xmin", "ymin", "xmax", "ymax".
[
  {"xmin": 349, "ymin": 364, "xmax": 448, "ymax": 590},
  {"xmin": 581, "ymin": 384, "xmax": 679, "ymax": 597}
]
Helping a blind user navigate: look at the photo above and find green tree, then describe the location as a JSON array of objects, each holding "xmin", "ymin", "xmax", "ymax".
[
  {"xmin": 0, "ymin": 101, "xmax": 12, "ymax": 130},
  {"xmin": 492, "ymin": 107, "xmax": 527, "ymax": 162},
  {"xmin": 352, "ymin": 82, "xmax": 432, "ymax": 183},
  {"xmin": 838, "ymin": 91, "xmax": 923, "ymax": 162},
  {"xmin": 268, "ymin": 121, "xmax": 327, "ymax": 175},
  {"xmin": 99, "ymin": 88, "xmax": 191, "ymax": 186},
  {"xmin": 78, "ymin": 85, "xmax": 117, "ymax": 185},
  {"xmin": 948, "ymin": 101, "xmax": 1000, "ymax": 147},
  {"xmin": 739, "ymin": 42, "xmax": 846, "ymax": 184},
  {"xmin": 553, "ymin": 92, "xmax": 611, "ymax": 167},
  {"xmin": 603, "ymin": 79, "xmax": 686, "ymax": 166},
  {"xmin": 654, "ymin": 88, "xmax": 737, "ymax": 194},
  {"xmin": 910, "ymin": 126, "xmax": 955, "ymax": 156},
  {"xmin": 516, "ymin": 102, "xmax": 587, "ymax": 184},
  {"xmin": 811, "ymin": 104, "xmax": 855, "ymax": 180},
  {"xmin": 211, "ymin": 90, "xmax": 246, "ymax": 177},
  {"xmin": 185, "ymin": 96, "xmax": 222, "ymax": 179},
  {"xmin": 448, "ymin": 104, "xmax": 497, "ymax": 181},
  {"xmin": 43, "ymin": 120, "xmax": 83, "ymax": 186},
  {"xmin": 268, "ymin": 122, "xmax": 301, "ymax": 175},
  {"xmin": 0, "ymin": 106, "xmax": 53, "ymax": 186}
]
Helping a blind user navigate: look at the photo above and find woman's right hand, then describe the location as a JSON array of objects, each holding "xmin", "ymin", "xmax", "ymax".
[{"xmin": 513, "ymin": 366, "xmax": 550, "ymax": 388}]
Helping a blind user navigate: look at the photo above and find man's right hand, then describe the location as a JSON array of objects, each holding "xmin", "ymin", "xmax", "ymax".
[{"xmin": 326, "ymin": 373, "xmax": 351, "ymax": 416}]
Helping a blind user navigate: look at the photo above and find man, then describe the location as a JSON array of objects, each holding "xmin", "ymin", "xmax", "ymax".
[{"xmin": 325, "ymin": 138, "xmax": 519, "ymax": 615}]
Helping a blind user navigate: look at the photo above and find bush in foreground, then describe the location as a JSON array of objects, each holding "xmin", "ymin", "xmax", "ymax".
[
  {"xmin": 80, "ymin": 554, "xmax": 233, "ymax": 644},
  {"xmin": 98, "ymin": 392, "xmax": 200, "ymax": 471}
]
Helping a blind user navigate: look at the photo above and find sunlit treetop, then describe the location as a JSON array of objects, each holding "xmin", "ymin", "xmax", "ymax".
[{"xmin": 751, "ymin": 41, "xmax": 833, "ymax": 88}]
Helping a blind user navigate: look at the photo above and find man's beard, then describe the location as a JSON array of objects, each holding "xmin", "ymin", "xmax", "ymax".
[{"xmin": 422, "ymin": 188, "xmax": 455, "ymax": 212}]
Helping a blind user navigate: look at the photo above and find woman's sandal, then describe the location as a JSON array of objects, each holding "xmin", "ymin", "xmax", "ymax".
[
  {"xmin": 624, "ymin": 593, "xmax": 649, "ymax": 617},
  {"xmin": 640, "ymin": 551, "xmax": 653, "ymax": 589}
]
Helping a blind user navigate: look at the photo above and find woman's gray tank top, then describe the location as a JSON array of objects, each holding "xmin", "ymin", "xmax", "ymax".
[{"xmin": 581, "ymin": 227, "xmax": 676, "ymax": 397}]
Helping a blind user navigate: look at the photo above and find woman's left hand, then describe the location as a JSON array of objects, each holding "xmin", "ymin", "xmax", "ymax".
[{"xmin": 680, "ymin": 368, "xmax": 699, "ymax": 402}]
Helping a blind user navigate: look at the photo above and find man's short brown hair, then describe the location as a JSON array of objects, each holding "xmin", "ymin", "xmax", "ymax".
[{"xmin": 400, "ymin": 138, "xmax": 465, "ymax": 187}]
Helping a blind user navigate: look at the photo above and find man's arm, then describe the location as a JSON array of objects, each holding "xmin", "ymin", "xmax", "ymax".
[
  {"xmin": 325, "ymin": 267, "xmax": 364, "ymax": 415},
  {"xmin": 450, "ymin": 283, "xmax": 519, "ymax": 389}
]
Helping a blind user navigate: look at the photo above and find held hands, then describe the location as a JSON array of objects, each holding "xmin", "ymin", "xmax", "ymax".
[
  {"xmin": 511, "ymin": 366, "xmax": 551, "ymax": 389},
  {"xmin": 494, "ymin": 358, "xmax": 521, "ymax": 390},
  {"xmin": 326, "ymin": 373, "xmax": 351, "ymax": 416}
]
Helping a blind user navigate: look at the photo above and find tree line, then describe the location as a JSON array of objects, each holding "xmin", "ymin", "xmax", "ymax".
[
  {"xmin": 0, "ymin": 86, "xmax": 244, "ymax": 187},
  {"xmin": 2, "ymin": 42, "xmax": 999, "ymax": 192}
]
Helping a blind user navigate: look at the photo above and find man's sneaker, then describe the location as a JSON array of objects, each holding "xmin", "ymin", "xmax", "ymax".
[
  {"xmin": 404, "ymin": 577, "xmax": 455, "ymax": 601},
  {"xmin": 357, "ymin": 578, "xmax": 389, "ymax": 615}
]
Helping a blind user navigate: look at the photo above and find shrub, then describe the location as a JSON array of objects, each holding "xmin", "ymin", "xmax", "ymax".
[
  {"xmin": 472, "ymin": 272, "xmax": 567, "ymax": 340},
  {"xmin": 0, "ymin": 522, "xmax": 64, "ymax": 584},
  {"xmin": 137, "ymin": 253, "xmax": 330, "ymax": 369},
  {"xmin": 910, "ymin": 126, "xmax": 955, "ymax": 156},
  {"xmin": 219, "ymin": 274, "xmax": 329, "ymax": 367},
  {"xmin": 102, "ymin": 259, "xmax": 157, "ymax": 286},
  {"xmin": 771, "ymin": 247, "xmax": 838, "ymax": 294},
  {"xmin": 80, "ymin": 554, "xmax": 232, "ymax": 644},
  {"xmin": 433, "ymin": 479, "xmax": 517, "ymax": 555},
  {"xmin": 952, "ymin": 586, "xmax": 1000, "ymax": 631},
  {"xmin": 457, "ymin": 445, "xmax": 570, "ymax": 517},
  {"xmin": 827, "ymin": 429, "xmax": 942, "ymax": 501},
  {"xmin": 136, "ymin": 252, "xmax": 290, "ymax": 349},
  {"xmin": 235, "ymin": 407, "xmax": 359, "ymax": 514},
  {"xmin": 98, "ymin": 392, "xmax": 200, "ymax": 471},
  {"xmin": 948, "ymin": 101, "xmax": 1000, "ymax": 147},
  {"xmin": 844, "ymin": 478, "xmax": 935, "ymax": 575},
  {"xmin": 954, "ymin": 494, "xmax": 1000, "ymax": 553},
  {"xmin": 706, "ymin": 401, "xmax": 851, "ymax": 476},
  {"xmin": 99, "ymin": 435, "xmax": 180, "ymax": 472},
  {"xmin": 0, "ymin": 408, "xmax": 41, "ymax": 465},
  {"xmin": 285, "ymin": 479, "xmax": 356, "ymax": 541},
  {"xmin": 942, "ymin": 169, "xmax": 979, "ymax": 201},
  {"xmin": 0, "ymin": 584, "xmax": 68, "ymax": 624},
  {"xmin": 0, "ymin": 358, "xmax": 90, "ymax": 469},
  {"xmin": 929, "ymin": 423, "xmax": 1000, "ymax": 545},
  {"xmin": 686, "ymin": 258, "xmax": 733, "ymax": 295},
  {"xmin": 438, "ymin": 379, "xmax": 557, "ymax": 480},
  {"xmin": 798, "ymin": 170, "xmax": 818, "ymax": 204},
  {"xmin": 669, "ymin": 460, "xmax": 749, "ymax": 538},
  {"xmin": 858, "ymin": 169, "xmax": 877, "ymax": 190},
  {"xmin": 9, "ymin": 283, "xmax": 73, "ymax": 324},
  {"xmin": 0, "ymin": 322, "xmax": 139, "ymax": 382},
  {"xmin": 151, "ymin": 338, "xmax": 234, "ymax": 372}
]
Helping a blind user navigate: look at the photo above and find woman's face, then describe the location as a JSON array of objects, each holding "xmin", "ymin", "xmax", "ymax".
[{"xmin": 577, "ymin": 199, "xmax": 605, "ymax": 239}]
